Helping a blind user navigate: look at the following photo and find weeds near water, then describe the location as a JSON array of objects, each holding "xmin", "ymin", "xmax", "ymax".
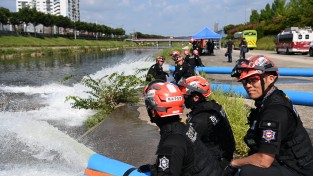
[{"xmin": 65, "ymin": 70, "xmax": 147, "ymax": 129}]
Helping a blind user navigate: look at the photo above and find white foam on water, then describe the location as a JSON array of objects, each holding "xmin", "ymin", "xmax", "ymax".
[
  {"xmin": 0, "ymin": 51, "xmax": 164, "ymax": 175},
  {"xmin": 0, "ymin": 117, "xmax": 94, "ymax": 175}
]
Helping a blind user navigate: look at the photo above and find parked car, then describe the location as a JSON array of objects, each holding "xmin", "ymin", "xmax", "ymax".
[{"xmin": 309, "ymin": 41, "xmax": 313, "ymax": 57}]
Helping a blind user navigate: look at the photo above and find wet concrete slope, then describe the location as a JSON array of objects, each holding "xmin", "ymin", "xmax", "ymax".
[{"xmin": 81, "ymin": 105, "xmax": 159, "ymax": 167}]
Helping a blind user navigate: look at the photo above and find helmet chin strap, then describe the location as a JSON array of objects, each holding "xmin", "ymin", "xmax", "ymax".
[{"xmin": 257, "ymin": 74, "xmax": 277, "ymax": 102}]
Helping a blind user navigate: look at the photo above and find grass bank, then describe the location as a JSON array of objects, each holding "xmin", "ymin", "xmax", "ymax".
[{"xmin": 0, "ymin": 35, "xmax": 137, "ymax": 58}]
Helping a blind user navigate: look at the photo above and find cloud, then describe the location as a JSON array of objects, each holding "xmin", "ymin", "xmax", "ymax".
[{"xmin": 0, "ymin": 0, "xmax": 278, "ymax": 36}]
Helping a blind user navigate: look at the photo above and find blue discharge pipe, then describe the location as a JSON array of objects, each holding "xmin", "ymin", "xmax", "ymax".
[
  {"xmin": 210, "ymin": 83, "xmax": 313, "ymax": 106},
  {"xmin": 168, "ymin": 66, "xmax": 313, "ymax": 106},
  {"xmin": 169, "ymin": 66, "xmax": 313, "ymax": 77},
  {"xmin": 84, "ymin": 153, "xmax": 150, "ymax": 176}
]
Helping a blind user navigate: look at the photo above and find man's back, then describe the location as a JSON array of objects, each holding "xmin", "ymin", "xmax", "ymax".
[{"xmin": 152, "ymin": 121, "xmax": 222, "ymax": 175}]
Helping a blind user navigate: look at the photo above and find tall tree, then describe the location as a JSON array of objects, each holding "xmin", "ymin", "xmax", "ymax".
[
  {"xmin": 283, "ymin": 0, "xmax": 302, "ymax": 27},
  {"xmin": 17, "ymin": 7, "xmax": 33, "ymax": 32},
  {"xmin": 9, "ymin": 12, "xmax": 21, "ymax": 33},
  {"xmin": 271, "ymin": 0, "xmax": 287, "ymax": 17},
  {"xmin": 250, "ymin": 9, "xmax": 260, "ymax": 23},
  {"xmin": 0, "ymin": 7, "xmax": 10, "ymax": 30},
  {"xmin": 260, "ymin": 4, "xmax": 274, "ymax": 21}
]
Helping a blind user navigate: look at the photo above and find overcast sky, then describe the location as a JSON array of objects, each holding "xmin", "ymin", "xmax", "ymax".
[{"xmin": 1, "ymin": 0, "xmax": 276, "ymax": 36}]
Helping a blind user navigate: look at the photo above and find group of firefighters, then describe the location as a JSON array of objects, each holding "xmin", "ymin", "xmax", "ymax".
[
  {"xmin": 142, "ymin": 51, "xmax": 313, "ymax": 175},
  {"xmin": 190, "ymin": 39, "xmax": 216, "ymax": 56}
]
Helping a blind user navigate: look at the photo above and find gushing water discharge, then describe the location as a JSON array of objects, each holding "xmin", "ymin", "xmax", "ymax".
[{"xmin": 0, "ymin": 50, "xmax": 165, "ymax": 175}]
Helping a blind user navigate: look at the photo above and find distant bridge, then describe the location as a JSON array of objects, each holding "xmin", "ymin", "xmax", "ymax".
[{"xmin": 126, "ymin": 38, "xmax": 191, "ymax": 46}]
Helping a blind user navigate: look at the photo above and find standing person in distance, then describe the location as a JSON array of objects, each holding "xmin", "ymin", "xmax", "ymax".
[
  {"xmin": 192, "ymin": 39, "xmax": 200, "ymax": 54},
  {"xmin": 178, "ymin": 76, "xmax": 236, "ymax": 170},
  {"xmin": 239, "ymin": 38, "xmax": 247, "ymax": 59},
  {"xmin": 226, "ymin": 38, "xmax": 234, "ymax": 63},
  {"xmin": 138, "ymin": 80, "xmax": 222, "ymax": 175},
  {"xmin": 225, "ymin": 55, "xmax": 313, "ymax": 176},
  {"xmin": 146, "ymin": 56, "xmax": 169, "ymax": 82}
]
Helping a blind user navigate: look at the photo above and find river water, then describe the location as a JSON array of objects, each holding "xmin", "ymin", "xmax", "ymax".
[{"xmin": 0, "ymin": 48, "xmax": 164, "ymax": 176}]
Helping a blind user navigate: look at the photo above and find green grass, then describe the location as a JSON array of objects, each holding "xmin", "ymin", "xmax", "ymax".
[
  {"xmin": 209, "ymin": 87, "xmax": 250, "ymax": 157},
  {"xmin": 0, "ymin": 35, "xmax": 137, "ymax": 58},
  {"xmin": 0, "ymin": 35, "xmax": 135, "ymax": 47},
  {"xmin": 256, "ymin": 35, "xmax": 276, "ymax": 51}
]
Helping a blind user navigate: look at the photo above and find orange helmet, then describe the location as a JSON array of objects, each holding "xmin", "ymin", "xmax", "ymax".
[
  {"xmin": 232, "ymin": 55, "xmax": 279, "ymax": 81},
  {"xmin": 184, "ymin": 50, "xmax": 189, "ymax": 55},
  {"xmin": 144, "ymin": 81, "xmax": 184, "ymax": 118},
  {"xmin": 178, "ymin": 76, "xmax": 211, "ymax": 97},
  {"xmin": 193, "ymin": 50, "xmax": 198, "ymax": 55}
]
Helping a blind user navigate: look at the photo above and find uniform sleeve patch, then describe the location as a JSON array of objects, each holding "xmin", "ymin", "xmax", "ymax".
[
  {"xmin": 156, "ymin": 147, "xmax": 173, "ymax": 172},
  {"xmin": 262, "ymin": 129, "xmax": 276, "ymax": 142},
  {"xmin": 158, "ymin": 156, "xmax": 170, "ymax": 171}
]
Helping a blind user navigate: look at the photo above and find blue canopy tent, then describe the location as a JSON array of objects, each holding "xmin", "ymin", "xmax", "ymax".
[
  {"xmin": 192, "ymin": 27, "xmax": 222, "ymax": 39},
  {"xmin": 192, "ymin": 27, "xmax": 222, "ymax": 53}
]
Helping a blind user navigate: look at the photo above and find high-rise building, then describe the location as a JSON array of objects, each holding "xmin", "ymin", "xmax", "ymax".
[{"xmin": 16, "ymin": 0, "xmax": 80, "ymax": 21}]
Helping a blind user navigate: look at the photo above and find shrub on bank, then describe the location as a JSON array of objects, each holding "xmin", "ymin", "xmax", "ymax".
[{"xmin": 65, "ymin": 71, "xmax": 146, "ymax": 129}]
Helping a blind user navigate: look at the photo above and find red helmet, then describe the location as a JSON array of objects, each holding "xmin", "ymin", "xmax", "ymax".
[
  {"xmin": 184, "ymin": 50, "xmax": 189, "ymax": 55},
  {"xmin": 173, "ymin": 54, "xmax": 183, "ymax": 63},
  {"xmin": 170, "ymin": 50, "xmax": 180, "ymax": 58},
  {"xmin": 178, "ymin": 76, "xmax": 211, "ymax": 97},
  {"xmin": 193, "ymin": 50, "xmax": 198, "ymax": 55},
  {"xmin": 235, "ymin": 55, "xmax": 279, "ymax": 81},
  {"xmin": 144, "ymin": 81, "xmax": 184, "ymax": 118}
]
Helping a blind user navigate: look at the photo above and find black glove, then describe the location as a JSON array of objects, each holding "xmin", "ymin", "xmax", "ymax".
[
  {"xmin": 137, "ymin": 164, "xmax": 151, "ymax": 173},
  {"xmin": 220, "ymin": 158, "xmax": 231, "ymax": 170},
  {"xmin": 223, "ymin": 164, "xmax": 238, "ymax": 176},
  {"xmin": 164, "ymin": 72, "xmax": 169, "ymax": 77}
]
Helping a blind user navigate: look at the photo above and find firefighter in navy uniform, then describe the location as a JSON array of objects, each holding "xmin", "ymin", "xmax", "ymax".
[
  {"xmin": 224, "ymin": 55, "xmax": 313, "ymax": 176},
  {"xmin": 192, "ymin": 50, "xmax": 204, "ymax": 67},
  {"xmin": 178, "ymin": 76, "xmax": 236, "ymax": 169},
  {"xmin": 146, "ymin": 56, "xmax": 168, "ymax": 82},
  {"xmin": 138, "ymin": 80, "xmax": 222, "ymax": 176},
  {"xmin": 183, "ymin": 50, "xmax": 196, "ymax": 70},
  {"xmin": 171, "ymin": 54, "xmax": 195, "ymax": 84}
]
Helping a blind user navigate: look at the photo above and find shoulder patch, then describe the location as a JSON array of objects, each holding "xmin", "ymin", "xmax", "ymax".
[
  {"xmin": 158, "ymin": 156, "xmax": 170, "ymax": 171},
  {"xmin": 186, "ymin": 125, "xmax": 197, "ymax": 143},
  {"xmin": 262, "ymin": 129, "xmax": 276, "ymax": 142},
  {"xmin": 209, "ymin": 115, "xmax": 219, "ymax": 126}
]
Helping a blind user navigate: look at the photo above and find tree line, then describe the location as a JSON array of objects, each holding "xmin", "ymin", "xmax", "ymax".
[
  {"xmin": 0, "ymin": 7, "xmax": 125, "ymax": 39},
  {"xmin": 223, "ymin": 0, "xmax": 313, "ymax": 38}
]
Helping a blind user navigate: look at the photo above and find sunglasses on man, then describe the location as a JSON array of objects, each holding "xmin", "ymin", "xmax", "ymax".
[{"xmin": 241, "ymin": 76, "xmax": 261, "ymax": 86}]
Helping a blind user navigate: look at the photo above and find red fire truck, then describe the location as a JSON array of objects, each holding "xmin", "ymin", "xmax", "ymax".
[{"xmin": 275, "ymin": 27, "xmax": 313, "ymax": 55}]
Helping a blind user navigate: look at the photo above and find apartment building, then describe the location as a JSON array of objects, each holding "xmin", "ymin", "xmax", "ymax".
[{"xmin": 16, "ymin": 0, "xmax": 80, "ymax": 21}]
